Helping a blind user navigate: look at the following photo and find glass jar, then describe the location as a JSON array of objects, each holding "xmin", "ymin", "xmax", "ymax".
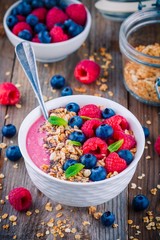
[{"xmin": 119, "ymin": 7, "xmax": 160, "ymax": 106}]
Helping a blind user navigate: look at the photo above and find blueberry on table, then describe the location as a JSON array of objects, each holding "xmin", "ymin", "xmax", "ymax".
[
  {"xmin": 62, "ymin": 159, "xmax": 77, "ymax": 171},
  {"xmin": 132, "ymin": 194, "xmax": 149, "ymax": 211},
  {"xmin": 101, "ymin": 211, "xmax": 115, "ymax": 227},
  {"xmin": 50, "ymin": 75, "xmax": 65, "ymax": 89},
  {"xmin": 18, "ymin": 30, "xmax": 32, "ymax": 41},
  {"xmin": 102, "ymin": 108, "xmax": 115, "ymax": 119},
  {"xmin": 66, "ymin": 102, "xmax": 80, "ymax": 113},
  {"xmin": 68, "ymin": 131, "xmax": 86, "ymax": 143},
  {"xmin": 2, "ymin": 124, "xmax": 16, "ymax": 138},
  {"xmin": 80, "ymin": 154, "xmax": 97, "ymax": 169},
  {"xmin": 142, "ymin": 126, "xmax": 150, "ymax": 138},
  {"xmin": 89, "ymin": 166, "xmax": 107, "ymax": 181},
  {"xmin": 61, "ymin": 87, "xmax": 73, "ymax": 96},
  {"xmin": 118, "ymin": 149, "xmax": 133, "ymax": 165},
  {"xmin": 95, "ymin": 124, "xmax": 113, "ymax": 140},
  {"xmin": 68, "ymin": 116, "xmax": 83, "ymax": 128},
  {"xmin": 6, "ymin": 146, "xmax": 22, "ymax": 161},
  {"xmin": 6, "ymin": 15, "xmax": 18, "ymax": 28}
]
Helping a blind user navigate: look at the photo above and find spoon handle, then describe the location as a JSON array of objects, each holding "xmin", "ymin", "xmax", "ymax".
[{"xmin": 15, "ymin": 41, "xmax": 49, "ymax": 120}]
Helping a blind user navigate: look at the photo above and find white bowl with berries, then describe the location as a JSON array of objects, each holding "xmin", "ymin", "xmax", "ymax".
[
  {"xmin": 18, "ymin": 95, "xmax": 145, "ymax": 207},
  {"xmin": 3, "ymin": 0, "xmax": 91, "ymax": 62}
]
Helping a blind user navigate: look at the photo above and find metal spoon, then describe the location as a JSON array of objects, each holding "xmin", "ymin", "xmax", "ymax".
[{"xmin": 15, "ymin": 41, "xmax": 49, "ymax": 120}]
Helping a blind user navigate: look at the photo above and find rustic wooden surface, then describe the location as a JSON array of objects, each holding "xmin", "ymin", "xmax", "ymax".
[{"xmin": 0, "ymin": 1, "xmax": 160, "ymax": 240}]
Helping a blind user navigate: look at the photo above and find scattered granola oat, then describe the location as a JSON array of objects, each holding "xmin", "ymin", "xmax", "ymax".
[
  {"xmin": 9, "ymin": 215, "xmax": 17, "ymax": 222},
  {"xmin": 45, "ymin": 202, "xmax": 53, "ymax": 212},
  {"xmin": 150, "ymin": 188, "xmax": 157, "ymax": 195}
]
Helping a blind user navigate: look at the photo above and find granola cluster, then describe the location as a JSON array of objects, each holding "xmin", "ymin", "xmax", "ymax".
[{"xmin": 123, "ymin": 43, "xmax": 160, "ymax": 104}]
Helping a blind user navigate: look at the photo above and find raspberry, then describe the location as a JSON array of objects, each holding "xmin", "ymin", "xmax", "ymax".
[
  {"xmin": 0, "ymin": 82, "xmax": 20, "ymax": 105},
  {"xmin": 105, "ymin": 152, "xmax": 127, "ymax": 173},
  {"xmin": 16, "ymin": 15, "xmax": 26, "ymax": 22},
  {"xmin": 154, "ymin": 136, "xmax": 160, "ymax": 155},
  {"xmin": 83, "ymin": 137, "xmax": 108, "ymax": 159},
  {"xmin": 113, "ymin": 131, "xmax": 136, "ymax": 150},
  {"xmin": 32, "ymin": 34, "xmax": 41, "ymax": 43},
  {"xmin": 74, "ymin": 60, "xmax": 101, "ymax": 84},
  {"xmin": 103, "ymin": 115, "xmax": 129, "ymax": 132},
  {"xmin": 46, "ymin": 7, "xmax": 68, "ymax": 30},
  {"xmin": 78, "ymin": 104, "xmax": 101, "ymax": 119},
  {"xmin": 31, "ymin": 7, "xmax": 47, "ymax": 23},
  {"xmin": 8, "ymin": 187, "xmax": 32, "ymax": 211},
  {"xmin": 50, "ymin": 26, "xmax": 69, "ymax": 43},
  {"xmin": 12, "ymin": 22, "xmax": 32, "ymax": 36},
  {"xmin": 81, "ymin": 119, "xmax": 101, "ymax": 138},
  {"xmin": 66, "ymin": 3, "xmax": 87, "ymax": 26}
]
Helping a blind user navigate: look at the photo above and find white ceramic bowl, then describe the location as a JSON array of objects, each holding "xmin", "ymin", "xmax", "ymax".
[
  {"xmin": 18, "ymin": 95, "xmax": 145, "ymax": 207},
  {"xmin": 3, "ymin": 0, "xmax": 91, "ymax": 63}
]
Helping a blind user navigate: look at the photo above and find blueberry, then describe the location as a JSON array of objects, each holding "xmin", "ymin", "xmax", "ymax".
[
  {"xmin": 26, "ymin": 14, "xmax": 39, "ymax": 26},
  {"xmin": 61, "ymin": 87, "xmax": 73, "ymax": 96},
  {"xmin": 68, "ymin": 116, "xmax": 83, "ymax": 128},
  {"xmin": 80, "ymin": 154, "xmax": 97, "ymax": 169},
  {"xmin": 89, "ymin": 166, "xmax": 107, "ymax": 181},
  {"xmin": 55, "ymin": 23, "xmax": 65, "ymax": 30},
  {"xmin": 102, "ymin": 108, "xmax": 115, "ymax": 119},
  {"xmin": 66, "ymin": 102, "xmax": 80, "ymax": 113},
  {"xmin": 132, "ymin": 194, "xmax": 149, "ymax": 211},
  {"xmin": 118, "ymin": 149, "xmax": 133, "ymax": 165},
  {"xmin": 17, "ymin": 2, "xmax": 32, "ymax": 16},
  {"xmin": 18, "ymin": 30, "xmax": 32, "ymax": 41},
  {"xmin": 50, "ymin": 75, "xmax": 65, "ymax": 89},
  {"xmin": 44, "ymin": 0, "xmax": 57, "ymax": 9},
  {"xmin": 11, "ymin": 7, "xmax": 18, "ymax": 16},
  {"xmin": 95, "ymin": 124, "xmax": 113, "ymax": 140},
  {"xmin": 68, "ymin": 131, "xmax": 86, "ymax": 143},
  {"xmin": 6, "ymin": 15, "xmax": 18, "ymax": 28},
  {"xmin": 57, "ymin": 0, "xmax": 68, "ymax": 9},
  {"xmin": 62, "ymin": 159, "xmax": 77, "ymax": 171},
  {"xmin": 142, "ymin": 126, "xmax": 150, "ymax": 138},
  {"xmin": 34, "ymin": 23, "xmax": 47, "ymax": 34},
  {"xmin": 64, "ymin": 20, "xmax": 83, "ymax": 37},
  {"xmin": 6, "ymin": 146, "xmax": 22, "ymax": 161},
  {"xmin": 38, "ymin": 31, "xmax": 51, "ymax": 43},
  {"xmin": 101, "ymin": 211, "xmax": 115, "ymax": 227},
  {"xmin": 32, "ymin": 0, "xmax": 44, "ymax": 8},
  {"xmin": 2, "ymin": 124, "xmax": 16, "ymax": 138}
]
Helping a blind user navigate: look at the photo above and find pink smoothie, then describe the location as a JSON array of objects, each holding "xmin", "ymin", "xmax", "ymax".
[{"xmin": 26, "ymin": 116, "xmax": 49, "ymax": 168}]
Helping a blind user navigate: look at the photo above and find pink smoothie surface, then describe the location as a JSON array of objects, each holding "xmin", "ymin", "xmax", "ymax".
[{"xmin": 26, "ymin": 116, "xmax": 49, "ymax": 168}]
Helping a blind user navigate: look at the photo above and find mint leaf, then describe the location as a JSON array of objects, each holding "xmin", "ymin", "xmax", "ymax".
[
  {"xmin": 48, "ymin": 116, "xmax": 67, "ymax": 126},
  {"xmin": 69, "ymin": 140, "xmax": 82, "ymax": 147},
  {"xmin": 108, "ymin": 139, "xmax": 124, "ymax": 152},
  {"xmin": 65, "ymin": 163, "xmax": 84, "ymax": 179}
]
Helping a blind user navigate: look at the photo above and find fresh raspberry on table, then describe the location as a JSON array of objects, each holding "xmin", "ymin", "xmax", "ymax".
[
  {"xmin": 83, "ymin": 137, "xmax": 108, "ymax": 159},
  {"xmin": 65, "ymin": 3, "xmax": 87, "ymax": 26},
  {"xmin": 46, "ymin": 7, "xmax": 68, "ymax": 30},
  {"xmin": 74, "ymin": 59, "xmax": 101, "ymax": 84},
  {"xmin": 105, "ymin": 152, "xmax": 127, "ymax": 173},
  {"xmin": 8, "ymin": 187, "xmax": 32, "ymax": 211},
  {"xmin": 113, "ymin": 131, "xmax": 136, "ymax": 150},
  {"xmin": 0, "ymin": 82, "xmax": 20, "ymax": 105},
  {"xmin": 12, "ymin": 22, "xmax": 32, "ymax": 36},
  {"xmin": 16, "ymin": 15, "xmax": 26, "ymax": 22},
  {"xmin": 103, "ymin": 115, "xmax": 129, "ymax": 132},
  {"xmin": 154, "ymin": 135, "xmax": 160, "ymax": 155},
  {"xmin": 50, "ymin": 26, "xmax": 69, "ymax": 43},
  {"xmin": 78, "ymin": 104, "xmax": 101, "ymax": 119},
  {"xmin": 31, "ymin": 7, "xmax": 47, "ymax": 23},
  {"xmin": 81, "ymin": 119, "xmax": 101, "ymax": 138}
]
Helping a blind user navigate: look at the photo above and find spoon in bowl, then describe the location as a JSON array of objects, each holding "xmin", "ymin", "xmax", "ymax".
[{"xmin": 15, "ymin": 41, "xmax": 49, "ymax": 120}]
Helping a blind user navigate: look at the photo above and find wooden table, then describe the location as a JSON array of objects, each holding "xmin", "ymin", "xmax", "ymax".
[{"xmin": 0, "ymin": 1, "xmax": 160, "ymax": 239}]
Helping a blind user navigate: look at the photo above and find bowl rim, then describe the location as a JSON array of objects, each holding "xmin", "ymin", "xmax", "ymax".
[
  {"xmin": 18, "ymin": 95, "xmax": 145, "ymax": 186},
  {"xmin": 3, "ymin": 0, "xmax": 92, "ymax": 47}
]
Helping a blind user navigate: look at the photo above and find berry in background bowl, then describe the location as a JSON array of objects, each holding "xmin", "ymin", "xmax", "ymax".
[
  {"xmin": 18, "ymin": 95, "xmax": 145, "ymax": 207},
  {"xmin": 3, "ymin": 0, "xmax": 91, "ymax": 63}
]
